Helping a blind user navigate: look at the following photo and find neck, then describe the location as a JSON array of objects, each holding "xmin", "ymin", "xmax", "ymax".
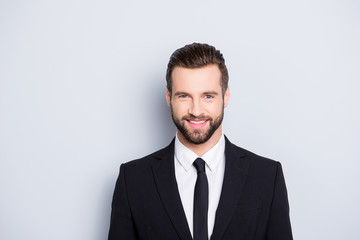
[{"xmin": 177, "ymin": 126, "xmax": 223, "ymax": 156}]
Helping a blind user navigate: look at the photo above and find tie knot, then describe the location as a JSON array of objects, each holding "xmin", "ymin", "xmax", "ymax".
[{"xmin": 193, "ymin": 158, "xmax": 206, "ymax": 173}]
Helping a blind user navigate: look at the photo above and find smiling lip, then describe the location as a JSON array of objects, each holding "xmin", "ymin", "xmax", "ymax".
[{"xmin": 186, "ymin": 119, "xmax": 208, "ymax": 129}]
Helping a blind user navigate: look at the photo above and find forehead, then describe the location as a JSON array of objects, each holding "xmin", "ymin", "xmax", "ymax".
[{"xmin": 171, "ymin": 64, "xmax": 222, "ymax": 93}]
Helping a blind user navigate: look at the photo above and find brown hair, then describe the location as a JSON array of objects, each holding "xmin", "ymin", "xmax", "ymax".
[{"xmin": 166, "ymin": 43, "xmax": 229, "ymax": 95}]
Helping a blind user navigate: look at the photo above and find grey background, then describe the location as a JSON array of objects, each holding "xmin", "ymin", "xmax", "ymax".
[{"xmin": 1, "ymin": 0, "xmax": 359, "ymax": 239}]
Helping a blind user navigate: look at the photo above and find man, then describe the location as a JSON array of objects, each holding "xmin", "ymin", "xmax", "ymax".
[{"xmin": 108, "ymin": 43, "xmax": 293, "ymax": 240}]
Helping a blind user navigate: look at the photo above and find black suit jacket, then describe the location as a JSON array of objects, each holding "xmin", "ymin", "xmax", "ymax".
[{"xmin": 108, "ymin": 137, "xmax": 293, "ymax": 240}]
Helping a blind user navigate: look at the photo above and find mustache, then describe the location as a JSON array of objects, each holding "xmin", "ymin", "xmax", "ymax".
[{"xmin": 181, "ymin": 114, "xmax": 212, "ymax": 121}]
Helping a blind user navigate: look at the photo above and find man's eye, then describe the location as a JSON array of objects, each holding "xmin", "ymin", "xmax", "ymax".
[
  {"xmin": 179, "ymin": 94, "xmax": 188, "ymax": 98},
  {"xmin": 205, "ymin": 95, "xmax": 214, "ymax": 99}
]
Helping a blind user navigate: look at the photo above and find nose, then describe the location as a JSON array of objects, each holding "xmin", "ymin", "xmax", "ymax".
[{"xmin": 189, "ymin": 98, "xmax": 203, "ymax": 117}]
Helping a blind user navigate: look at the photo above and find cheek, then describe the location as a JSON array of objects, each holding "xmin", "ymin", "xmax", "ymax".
[
  {"xmin": 171, "ymin": 101, "xmax": 187, "ymax": 116},
  {"xmin": 207, "ymin": 102, "xmax": 224, "ymax": 115}
]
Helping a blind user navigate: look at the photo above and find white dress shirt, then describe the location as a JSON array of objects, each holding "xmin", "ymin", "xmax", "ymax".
[{"xmin": 174, "ymin": 134, "xmax": 225, "ymax": 238}]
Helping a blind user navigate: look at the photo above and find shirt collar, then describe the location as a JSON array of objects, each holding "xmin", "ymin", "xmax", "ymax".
[{"xmin": 174, "ymin": 133, "xmax": 225, "ymax": 172}]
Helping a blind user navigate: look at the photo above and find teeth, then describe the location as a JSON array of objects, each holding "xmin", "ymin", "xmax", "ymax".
[{"xmin": 189, "ymin": 120, "xmax": 206, "ymax": 124}]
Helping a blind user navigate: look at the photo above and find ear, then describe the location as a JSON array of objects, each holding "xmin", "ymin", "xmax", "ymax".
[
  {"xmin": 224, "ymin": 86, "xmax": 230, "ymax": 108},
  {"xmin": 166, "ymin": 87, "xmax": 171, "ymax": 107}
]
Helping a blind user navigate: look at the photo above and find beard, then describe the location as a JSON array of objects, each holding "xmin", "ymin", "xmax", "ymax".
[{"xmin": 170, "ymin": 106, "xmax": 224, "ymax": 145}]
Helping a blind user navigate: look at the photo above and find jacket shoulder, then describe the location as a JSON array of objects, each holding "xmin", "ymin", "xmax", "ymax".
[
  {"xmin": 121, "ymin": 139, "xmax": 174, "ymax": 169},
  {"xmin": 225, "ymin": 136, "xmax": 280, "ymax": 168}
]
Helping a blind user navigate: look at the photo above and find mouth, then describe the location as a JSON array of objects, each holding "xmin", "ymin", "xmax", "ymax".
[{"xmin": 186, "ymin": 119, "xmax": 209, "ymax": 129}]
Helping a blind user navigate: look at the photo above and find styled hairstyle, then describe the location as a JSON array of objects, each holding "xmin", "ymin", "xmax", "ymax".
[{"xmin": 166, "ymin": 43, "xmax": 229, "ymax": 95}]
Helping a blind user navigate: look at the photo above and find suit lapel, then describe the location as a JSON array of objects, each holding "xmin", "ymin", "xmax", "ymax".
[
  {"xmin": 152, "ymin": 140, "xmax": 193, "ymax": 240},
  {"xmin": 210, "ymin": 137, "xmax": 249, "ymax": 240}
]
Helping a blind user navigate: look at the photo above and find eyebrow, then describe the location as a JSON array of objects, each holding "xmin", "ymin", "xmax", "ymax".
[
  {"xmin": 203, "ymin": 91, "xmax": 219, "ymax": 95},
  {"xmin": 173, "ymin": 91, "xmax": 220, "ymax": 96},
  {"xmin": 174, "ymin": 91, "xmax": 189, "ymax": 96}
]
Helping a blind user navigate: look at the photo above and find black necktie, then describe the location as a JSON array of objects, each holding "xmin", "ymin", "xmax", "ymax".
[{"xmin": 193, "ymin": 158, "xmax": 209, "ymax": 240}]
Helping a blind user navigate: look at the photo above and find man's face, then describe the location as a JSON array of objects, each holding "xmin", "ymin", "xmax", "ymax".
[{"xmin": 166, "ymin": 64, "xmax": 230, "ymax": 145}]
